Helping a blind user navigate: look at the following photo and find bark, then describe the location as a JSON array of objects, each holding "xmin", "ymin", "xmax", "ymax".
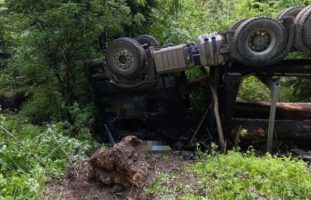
[
  {"xmin": 232, "ymin": 118, "xmax": 311, "ymax": 141},
  {"xmin": 89, "ymin": 136, "xmax": 150, "ymax": 188},
  {"xmin": 234, "ymin": 100, "xmax": 311, "ymax": 120}
]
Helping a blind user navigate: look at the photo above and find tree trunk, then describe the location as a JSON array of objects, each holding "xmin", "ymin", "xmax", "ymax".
[
  {"xmin": 232, "ymin": 118, "xmax": 311, "ymax": 141},
  {"xmin": 234, "ymin": 100, "xmax": 311, "ymax": 120}
]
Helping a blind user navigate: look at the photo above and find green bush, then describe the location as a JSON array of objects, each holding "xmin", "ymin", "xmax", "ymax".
[
  {"xmin": 189, "ymin": 150, "xmax": 311, "ymax": 199},
  {"xmin": 147, "ymin": 148, "xmax": 311, "ymax": 199},
  {"xmin": 149, "ymin": 0, "xmax": 311, "ymax": 44},
  {"xmin": 239, "ymin": 76, "xmax": 271, "ymax": 101},
  {"xmin": 0, "ymin": 0, "xmax": 157, "ymax": 123},
  {"xmin": 0, "ymin": 113, "xmax": 102, "ymax": 199},
  {"xmin": 147, "ymin": 0, "xmax": 311, "ymax": 103}
]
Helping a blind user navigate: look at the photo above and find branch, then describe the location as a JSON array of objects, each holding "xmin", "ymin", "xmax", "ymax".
[
  {"xmin": 0, "ymin": 125, "xmax": 46, "ymax": 167},
  {"xmin": 48, "ymin": 125, "xmax": 79, "ymax": 178},
  {"xmin": 191, "ymin": 105, "xmax": 211, "ymax": 143}
]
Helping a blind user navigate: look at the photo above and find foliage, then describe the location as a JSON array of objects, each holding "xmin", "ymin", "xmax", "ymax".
[
  {"xmin": 239, "ymin": 76, "xmax": 271, "ymax": 101},
  {"xmin": 0, "ymin": 0, "xmax": 310, "ymax": 124},
  {"xmin": 0, "ymin": 113, "xmax": 102, "ymax": 199},
  {"xmin": 239, "ymin": 76, "xmax": 304, "ymax": 102},
  {"xmin": 147, "ymin": 148, "xmax": 311, "ymax": 199},
  {"xmin": 149, "ymin": 0, "xmax": 311, "ymax": 102},
  {"xmin": 0, "ymin": 0, "xmax": 157, "ymax": 123},
  {"xmin": 286, "ymin": 77, "xmax": 311, "ymax": 102},
  {"xmin": 149, "ymin": 0, "xmax": 311, "ymax": 44},
  {"xmin": 0, "ymin": 0, "xmax": 310, "ymax": 199}
]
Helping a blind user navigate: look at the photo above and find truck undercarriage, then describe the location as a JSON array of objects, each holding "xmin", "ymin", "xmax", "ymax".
[{"xmin": 85, "ymin": 6, "xmax": 311, "ymax": 150}]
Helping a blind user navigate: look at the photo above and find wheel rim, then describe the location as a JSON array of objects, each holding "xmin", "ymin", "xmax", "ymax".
[
  {"xmin": 106, "ymin": 37, "xmax": 145, "ymax": 78},
  {"xmin": 112, "ymin": 48, "xmax": 136, "ymax": 73},
  {"xmin": 247, "ymin": 28, "xmax": 276, "ymax": 56}
]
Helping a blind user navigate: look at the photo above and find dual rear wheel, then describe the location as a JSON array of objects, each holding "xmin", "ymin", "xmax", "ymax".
[
  {"xmin": 294, "ymin": 5, "xmax": 311, "ymax": 51},
  {"xmin": 232, "ymin": 17, "xmax": 287, "ymax": 66},
  {"xmin": 231, "ymin": 5, "xmax": 311, "ymax": 66}
]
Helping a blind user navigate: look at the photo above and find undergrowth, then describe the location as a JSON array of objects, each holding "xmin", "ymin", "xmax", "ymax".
[
  {"xmin": 147, "ymin": 147, "xmax": 311, "ymax": 200},
  {"xmin": 0, "ymin": 113, "xmax": 102, "ymax": 199}
]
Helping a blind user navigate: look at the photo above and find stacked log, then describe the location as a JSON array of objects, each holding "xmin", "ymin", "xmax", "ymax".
[
  {"xmin": 232, "ymin": 100, "xmax": 311, "ymax": 141},
  {"xmin": 234, "ymin": 100, "xmax": 311, "ymax": 120},
  {"xmin": 232, "ymin": 119, "xmax": 311, "ymax": 140}
]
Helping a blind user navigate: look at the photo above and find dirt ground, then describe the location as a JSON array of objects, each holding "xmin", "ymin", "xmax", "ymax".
[
  {"xmin": 45, "ymin": 137, "xmax": 311, "ymax": 200},
  {"xmin": 45, "ymin": 152, "xmax": 192, "ymax": 200}
]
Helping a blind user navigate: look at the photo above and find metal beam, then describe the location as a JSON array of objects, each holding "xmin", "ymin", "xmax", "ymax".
[
  {"xmin": 229, "ymin": 59, "xmax": 311, "ymax": 77},
  {"xmin": 267, "ymin": 79, "xmax": 281, "ymax": 153}
]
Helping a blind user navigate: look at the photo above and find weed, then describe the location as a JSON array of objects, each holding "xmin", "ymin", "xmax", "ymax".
[
  {"xmin": 148, "ymin": 149, "xmax": 311, "ymax": 200},
  {"xmin": 0, "ymin": 113, "xmax": 102, "ymax": 199}
]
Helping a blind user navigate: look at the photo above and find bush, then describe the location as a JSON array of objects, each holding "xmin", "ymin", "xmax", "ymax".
[
  {"xmin": 189, "ymin": 150, "xmax": 311, "ymax": 199},
  {"xmin": 147, "ymin": 148, "xmax": 311, "ymax": 199},
  {"xmin": 0, "ymin": 113, "xmax": 102, "ymax": 199},
  {"xmin": 239, "ymin": 76, "xmax": 271, "ymax": 101},
  {"xmin": 0, "ymin": 0, "xmax": 157, "ymax": 123}
]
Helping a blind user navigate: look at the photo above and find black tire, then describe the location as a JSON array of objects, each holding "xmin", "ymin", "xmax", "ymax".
[
  {"xmin": 106, "ymin": 37, "xmax": 145, "ymax": 78},
  {"xmin": 295, "ymin": 6, "xmax": 311, "ymax": 24},
  {"xmin": 276, "ymin": 6, "xmax": 304, "ymax": 20},
  {"xmin": 233, "ymin": 17, "xmax": 287, "ymax": 66},
  {"xmin": 295, "ymin": 5, "xmax": 311, "ymax": 50},
  {"xmin": 135, "ymin": 35, "xmax": 160, "ymax": 47},
  {"xmin": 230, "ymin": 19, "xmax": 247, "ymax": 31}
]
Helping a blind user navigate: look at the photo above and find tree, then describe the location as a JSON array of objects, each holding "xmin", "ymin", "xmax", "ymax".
[{"xmin": 1, "ymin": 0, "xmax": 156, "ymax": 123}]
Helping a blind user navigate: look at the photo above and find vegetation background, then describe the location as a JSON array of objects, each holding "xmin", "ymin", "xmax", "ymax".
[{"xmin": 0, "ymin": 0, "xmax": 310, "ymax": 199}]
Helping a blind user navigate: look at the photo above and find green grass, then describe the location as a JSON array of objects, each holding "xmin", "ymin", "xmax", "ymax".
[
  {"xmin": 147, "ymin": 149, "xmax": 311, "ymax": 200},
  {"xmin": 0, "ymin": 113, "xmax": 102, "ymax": 199}
]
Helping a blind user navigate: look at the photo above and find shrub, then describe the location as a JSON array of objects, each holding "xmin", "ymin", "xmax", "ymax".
[
  {"xmin": 147, "ymin": 148, "xmax": 311, "ymax": 199},
  {"xmin": 0, "ymin": 113, "xmax": 102, "ymax": 199}
]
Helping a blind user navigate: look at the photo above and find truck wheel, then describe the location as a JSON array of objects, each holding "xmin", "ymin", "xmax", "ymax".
[
  {"xmin": 106, "ymin": 37, "xmax": 145, "ymax": 78},
  {"xmin": 277, "ymin": 6, "xmax": 304, "ymax": 20},
  {"xmin": 233, "ymin": 17, "xmax": 287, "ymax": 66},
  {"xmin": 230, "ymin": 19, "xmax": 247, "ymax": 31},
  {"xmin": 135, "ymin": 35, "xmax": 160, "ymax": 47},
  {"xmin": 295, "ymin": 5, "xmax": 311, "ymax": 51}
]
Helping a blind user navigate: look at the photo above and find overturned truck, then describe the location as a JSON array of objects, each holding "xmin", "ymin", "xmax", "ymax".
[{"xmin": 85, "ymin": 6, "xmax": 311, "ymax": 147}]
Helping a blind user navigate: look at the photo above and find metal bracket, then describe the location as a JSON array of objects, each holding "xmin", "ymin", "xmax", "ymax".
[{"xmin": 267, "ymin": 78, "xmax": 281, "ymax": 153}]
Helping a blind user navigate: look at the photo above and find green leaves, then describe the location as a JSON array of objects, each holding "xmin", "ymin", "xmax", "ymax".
[
  {"xmin": 148, "ymin": 150, "xmax": 311, "ymax": 199},
  {"xmin": 239, "ymin": 76, "xmax": 270, "ymax": 101},
  {"xmin": 0, "ymin": 113, "xmax": 101, "ymax": 199},
  {"xmin": 0, "ymin": 0, "xmax": 135, "ymax": 123},
  {"xmin": 189, "ymin": 151, "xmax": 311, "ymax": 199}
]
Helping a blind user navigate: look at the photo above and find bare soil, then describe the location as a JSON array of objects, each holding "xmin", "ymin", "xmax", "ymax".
[
  {"xmin": 45, "ymin": 151, "xmax": 191, "ymax": 200},
  {"xmin": 44, "ymin": 136, "xmax": 310, "ymax": 200}
]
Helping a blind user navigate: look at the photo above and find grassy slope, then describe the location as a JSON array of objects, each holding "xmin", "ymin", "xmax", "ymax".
[
  {"xmin": 0, "ymin": 113, "xmax": 102, "ymax": 199},
  {"xmin": 1, "ymin": 112, "xmax": 310, "ymax": 199},
  {"xmin": 147, "ymin": 149, "xmax": 311, "ymax": 200}
]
